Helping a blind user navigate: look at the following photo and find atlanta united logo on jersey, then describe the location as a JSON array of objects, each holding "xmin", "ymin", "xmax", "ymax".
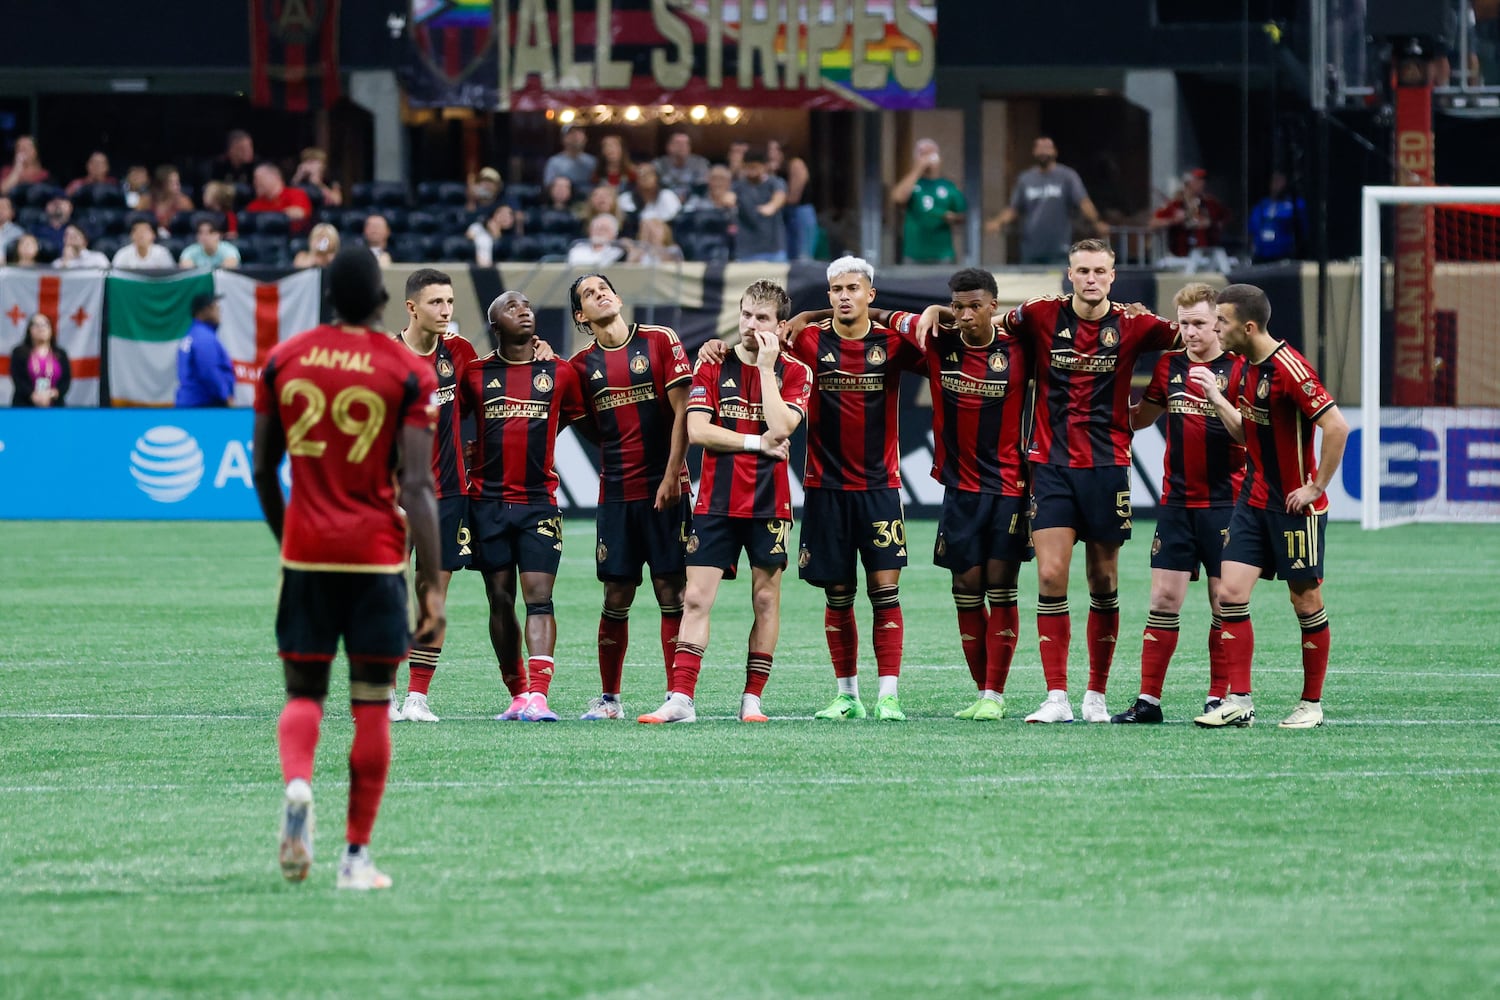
[{"xmin": 534, "ymin": 372, "xmax": 553, "ymax": 392}]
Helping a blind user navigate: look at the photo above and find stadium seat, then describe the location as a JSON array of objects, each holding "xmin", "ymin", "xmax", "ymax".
[
  {"xmin": 26, "ymin": 184, "xmax": 63, "ymax": 208},
  {"xmin": 371, "ymin": 181, "xmax": 409, "ymax": 208},
  {"xmin": 89, "ymin": 184, "xmax": 126, "ymax": 209},
  {"xmin": 509, "ymin": 234, "xmax": 545, "ymax": 262},
  {"xmin": 375, "ymin": 207, "xmax": 407, "ymax": 232},
  {"xmin": 538, "ymin": 233, "xmax": 574, "ymax": 259},
  {"xmin": 123, "ymin": 211, "xmax": 155, "ymax": 232},
  {"xmin": 392, "ymin": 233, "xmax": 441, "ymax": 263},
  {"xmin": 233, "ymin": 183, "xmax": 254, "ymax": 209},
  {"xmin": 296, "ymin": 185, "xmax": 324, "ymax": 213},
  {"xmin": 163, "ymin": 236, "xmax": 190, "ymax": 260},
  {"xmin": 404, "ymin": 210, "xmax": 441, "ymax": 234},
  {"xmin": 682, "ymin": 233, "xmax": 731, "ymax": 263},
  {"xmin": 250, "ymin": 234, "xmax": 290, "ymax": 267},
  {"xmin": 92, "ymin": 236, "xmax": 124, "ymax": 260},
  {"xmin": 535, "ymin": 208, "xmax": 582, "ymax": 238},
  {"xmin": 82, "ymin": 207, "xmax": 125, "ymax": 237},
  {"xmin": 349, "ymin": 182, "xmax": 375, "ymax": 207},
  {"xmin": 249, "ymin": 211, "xmax": 291, "ymax": 237},
  {"xmin": 33, "ymin": 238, "xmax": 60, "ymax": 264},
  {"xmin": 340, "ymin": 209, "xmax": 368, "ymax": 234},
  {"xmin": 441, "ymin": 235, "xmax": 476, "ymax": 261},
  {"xmin": 168, "ymin": 211, "xmax": 197, "ymax": 238},
  {"xmin": 435, "ymin": 181, "xmax": 469, "ymax": 207},
  {"xmin": 193, "ymin": 210, "xmax": 228, "ymax": 233},
  {"xmin": 508, "ymin": 183, "xmax": 542, "ymax": 208}
]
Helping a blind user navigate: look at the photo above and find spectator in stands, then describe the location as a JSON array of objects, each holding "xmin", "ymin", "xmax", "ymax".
[
  {"xmin": 9, "ymin": 234, "xmax": 41, "ymax": 267},
  {"xmin": 246, "ymin": 163, "xmax": 313, "ymax": 235},
  {"xmin": 567, "ymin": 213, "xmax": 627, "ymax": 267},
  {"xmin": 122, "ymin": 165, "xmax": 151, "ymax": 210},
  {"xmin": 1151, "ymin": 167, "xmax": 1230, "ymax": 259},
  {"xmin": 578, "ymin": 182, "xmax": 620, "ymax": 225},
  {"xmin": 466, "ymin": 203, "xmax": 518, "ymax": 267},
  {"xmin": 0, "ymin": 196, "xmax": 24, "ymax": 260},
  {"xmin": 543, "ymin": 124, "xmax": 596, "ymax": 193},
  {"xmin": 54, "ymin": 225, "xmax": 110, "ymax": 269},
  {"xmin": 619, "ymin": 161, "xmax": 682, "ymax": 236},
  {"xmin": 987, "ymin": 136, "xmax": 1107, "ymax": 265},
  {"xmin": 686, "ymin": 165, "xmax": 738, "ymax": 213},
  {"xmin": 31, "ymin": 197, "xmax": 74, "ymax": 251},
  {"xmin": 201, "ymin": 181, "xmax": 239, "ymax": 239},
  {"xmin": 9, "ymin": 312, "xmax": 70, "ymax": 407},
  {"xmin": 290, "ymin": 147, "xmax": 342, "ymax": 208},
  {"xmin": 293, "ymin": 222, "xmax": 340, "ymax": 269},
  {"xmin": 0, "ymin": 136, "xmax": 49, "ymax": 195},
  {"xmin": 655, "ymin": 132, "xmax": 710, "ymax": 202},
  {"xmin": 180, "ymin": 217, "xmax": 242, "ymax": 270},
  {"xmin": 594, "ymin": 134, "xmax": 637, "ymax": 189},
  {"xmin": 731, "ymin": 148, "xmax": 788, "ymax": 263},
  {"xmin": 64, "ymin": 151, "xmax": 114, "ymax": 198},
  {"xmin": 140, "ymin": 166, "xmax": 195, "ymax": 234},
  {"xmin": 890, "ymin": 137, "xmax": 967, "ymax": 265},
  {"xmin": 1249, "ymin": 170, "xmax": 1307, "ymax": 263},
  {"xmin": 361, "ymin": 214, "xmax": 393, "ymax": 267},
  {"xmin": 175, "ymin": 292, "xmax": 235, "ymax": 408},
  {"xmin": 209, "ymin": 129, "xmax": 258, "ymax": 187},
  {"xmin": 768, "ymin": 140, "xmax": 816, "ymax": 261},
  {"xmin": 626, "ymin": 216, "xmax": 683, "ymax": 266},
  {"xmin": 542, "ymin": 175, "xmax": 577, "ymax": 214},
  {"xmin": 113, "ymin": 217, "xmax": 175, "ymax": 270},
  {"xmin": 466, "ymin": 166, "xmax": 506, "ymax": 213}
]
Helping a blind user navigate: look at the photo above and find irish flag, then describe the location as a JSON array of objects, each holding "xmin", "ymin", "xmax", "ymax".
[
  {"xmin": 0, "ymin": 270, "xmax": 105, "ymax": 407},
  {"xmin": 107, "ymin": 269, "xmax": 321, "ymax": 406}
]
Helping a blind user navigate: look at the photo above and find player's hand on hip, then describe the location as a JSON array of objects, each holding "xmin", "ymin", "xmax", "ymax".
[
  {"xmin": 415, "ymin": 593, "xmax": 446, "ymax": 646},
  {"xmin": 1285, "ymin": 475, "xmax": 1322, "ymax": 514}
]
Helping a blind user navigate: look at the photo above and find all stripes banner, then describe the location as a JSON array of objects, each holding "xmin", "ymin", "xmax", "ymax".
[
  {"xmin": 0, "ymin": 269, "xmax": 105, "ymax": 407},
  {"xmin": 107, "ymin": 270, "xmax": 322, "ymax": 407}
]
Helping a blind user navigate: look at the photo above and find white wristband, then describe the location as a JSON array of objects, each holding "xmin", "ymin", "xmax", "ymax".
[{"xmin": 743, "ymin": 434, "xmax": 762, "ymax": 453}]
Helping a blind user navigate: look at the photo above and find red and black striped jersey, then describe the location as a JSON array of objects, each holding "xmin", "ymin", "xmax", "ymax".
[
  {"xmin": 255, "ymin": 324, "xmax": 438, "ymax": 572},
  {"xmin": 569, "ymin": 323, "xmax": 693, "ymax": 503},
  {"xmin": 688, "ymin": 349, "xmax": 812, "ymax": 519},
  {"xmin": 397, "ymin": 331, "xmax": 478, "ymax": 500},
  {"xmin": 1003, "ymin": 296, "xmax": 1177, "ymax": 468},
  {"xmin": 458, "ymin": 355, "xmax": 585, "ymax": 505},
  {"xmin": 1143, "ymin": 350, "xmax": 1246, "ymax": 508},
  {"xmin": 786, "ymin": 319, "xmax": 923, "ymax": 491},
  {"xmin": 889, "ymin": 312, "xmax": 1031, "ymax": 497},
  {"xmin": 1234, "ymin": 341, "xmax": 1336, "ymax": 513}
]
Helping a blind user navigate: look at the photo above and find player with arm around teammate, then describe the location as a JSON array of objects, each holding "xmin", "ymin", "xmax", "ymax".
[
  {"xmin": 252, "ymin": 246, "xmax": 444, "ymax": 891},
  {"xmin": 1189, "ymin": 283, "xmax": 1348, "ymax": 729},
  {"xmin": 639, "ymin": 280, "xmax": 811, "ymax": 723},
  {"xmin": 1111, "ymin": 282, "xmax": 1246, "ymax": 723},
  {"xmin": 458, "ymin": 291, "xmax": 587, "ymax": 723}
]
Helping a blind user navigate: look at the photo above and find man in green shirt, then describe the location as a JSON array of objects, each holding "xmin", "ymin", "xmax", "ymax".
[{"xmin": 891, "ymin": 138, "xmax": 968, "ymax": 265}]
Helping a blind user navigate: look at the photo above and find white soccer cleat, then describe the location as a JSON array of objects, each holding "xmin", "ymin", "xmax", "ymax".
[
  {"xmin": 1080, "ymin": 690, "xmax": 1110, "ymax": 723},
  {"xmin": 1024, "ymin": 692, "xmax": 1075, "ymax": 724},
  {"xmin": 278, "ymin": 778, "xmax": 314, "ymax": 883},
  {"xmin": 637, "ymin": 694, "xmax": 696, "ymax": 724},
  {"xmin": 1279, "ymin": 700, "xmax": 1325, "ymax": 730},
  {"xmin": 1194, "ymin": 693, "xmax": 1255, "ymax": 728},
  {"xmin": 580, "ymin": 695, "xmax": 625, "ymax": 720},
  {"xmin": 387, "ymin": 691, "xmax": 403, "ymax": 723},
  {"xmin": 739, "ymin": 693, "xmax": 769, "ymax": 723},
  {"xmin": 400, "ymin": 692, "xmax": 439, "ymax": 723},
  {"xmin": 336, "ymin": 847, "xmax": 392, "ymax": 891}
]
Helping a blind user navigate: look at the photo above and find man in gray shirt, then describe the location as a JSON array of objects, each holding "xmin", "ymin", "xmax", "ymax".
[
  {"xmin": 731, "ymin": 149, "xmax": 788, "ymax": 263},
  {"xmin": 543, "ymin": 125, "xmax": 597, "ymax": 194},
  {"xmin": 987, "ymin": 136, "xmax": 1107, "ymax": 265},
  {"xmin": 655, "ymin": 132, "xmax": 711, "ymax": 202}
]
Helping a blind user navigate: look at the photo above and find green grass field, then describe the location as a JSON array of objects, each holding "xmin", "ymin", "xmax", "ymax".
[{"xmin": 2, "ymin": 519, "xmax": 1498, "ymax": 998}]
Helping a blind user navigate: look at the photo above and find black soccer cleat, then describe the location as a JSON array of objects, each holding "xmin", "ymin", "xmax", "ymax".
[{"xmin": 1109, "ymin": 698, "xmax": 1164, "ymax": 724}]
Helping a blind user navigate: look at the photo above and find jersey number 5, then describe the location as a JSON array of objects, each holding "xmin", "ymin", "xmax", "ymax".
[{"xmin": 280, "ymin": 378, "xmax": 388, "ymax": 463}]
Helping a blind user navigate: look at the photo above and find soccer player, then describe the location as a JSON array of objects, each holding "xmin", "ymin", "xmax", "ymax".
[
  {"xmin": 252, "ymin": 246, "xmax": 443, "ymax": 891},
  {"xmin": 639, "ymin": 280, "xmax": 811, "ymax": 723},
  {"xmin": 1111, "ymin": 282, "xmax": 1246, "ymax": 724},
  {"xmin": 458, "ymin": 291, "xmax": 586, "ymax": 723},
  {"xmin": 1189, "ymin": 283, "xmax": 1348, "ymax": 729},
  {"xmin": 999, "ymin": 239, "xmax": 1178, "ymax": 723},
  {"xmin": 793, "ymin": 256, "xmax": 924, "ymax": 721},
  {"xmin": 390, "ymin": 268, "xmax": 480, "ymax": 723},
  {"xmin": 567, "ymin": 273, "xmax": 694, "ymax": 720},
  {"xmin": 889, "ymin": 268, "xmax": 1033, "ymax": 720}
]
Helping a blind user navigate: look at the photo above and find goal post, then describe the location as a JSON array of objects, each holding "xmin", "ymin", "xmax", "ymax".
[{"xmin": 1359, "ymin": 185, "xmax": 1500, "ymax": 529}]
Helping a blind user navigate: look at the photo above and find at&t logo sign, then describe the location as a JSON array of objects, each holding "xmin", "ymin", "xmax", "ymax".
[{"xmin": 128, "ymin": 426, "xmax": 204, "ymax": 503}]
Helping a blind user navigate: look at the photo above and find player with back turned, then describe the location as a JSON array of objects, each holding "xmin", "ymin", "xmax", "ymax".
[
  {"xmin": 252, "ymin": 246, "xmax": 443, "ymax": 891},
  {"xmin": 389, "ymin": 267, "xmax": 480, "ymax": 723},
  {"xmin": 1112, "ymin": 282, "xmax": 1245, "ymax": 724},
  {"xmin": 458, "ymin": 291, "xmax": 586, "ymax": 723},
  {"xmin": 1189, "ymin": 283, "xmax": 1349, "ymax": 729},
  {"xmin": 639, "ymin": 281, "xmax": 811, "ymax": 723},
  {"xmin": 567, "ymin": 272, "xmax": 694, "ymax": 721}
]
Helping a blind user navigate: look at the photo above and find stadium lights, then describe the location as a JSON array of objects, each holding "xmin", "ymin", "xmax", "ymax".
[{"xmin": 546, "ymin": 104, "xmax": 748, "ymax": 127}]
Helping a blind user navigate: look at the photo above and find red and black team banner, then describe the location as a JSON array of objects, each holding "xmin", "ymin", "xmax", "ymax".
[
  {"xmin": 400, "ymin": 0, "xmax": 501, "ymax": 108},
  {"xmin": 249, "ymin": 0, "xmax": 343, "ymax": 112}
]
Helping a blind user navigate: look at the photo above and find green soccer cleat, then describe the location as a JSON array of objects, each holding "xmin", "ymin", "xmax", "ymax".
[
  {"xmin": 875, "ymin": 695, "xmax": 907, "ymax": 721},
  {"xmin": 814, "ymin": 693, "xmax": 867, "ymax": 720},
  {"xmin": 970, "ymin": 696, "xmax": 1006, "ymax": 721},
  {"xmin": 954, "ymin": 697, "xmax": 986, "ymax": 719}
]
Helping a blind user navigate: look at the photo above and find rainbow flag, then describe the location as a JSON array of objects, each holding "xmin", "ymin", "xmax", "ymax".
[{"xmin": 412, "ymin": 0, "xmax": 492, "ymax": 28}]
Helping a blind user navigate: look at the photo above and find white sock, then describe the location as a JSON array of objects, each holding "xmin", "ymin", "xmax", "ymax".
[
  {"xmin": 877, "ymin": 675, "xmax": 899, "ymax": 699},
  {"xmin": 668, "ymin": 692, "xmax": 693, "ymax": 706},
  {"xmin": 837, "ymin": 676, "xmax": 859, "ymax": 697},
  {"xmin": 740, "ymin": 693, "xmax": 762, "ymax": 716},
  {"xmin": 1139, "ymin": 694, "xmax": 1161, "ymax": 706},
  {"xmin": 981, "ymin": 689, "xmax": 1003, "ymax": 702}
]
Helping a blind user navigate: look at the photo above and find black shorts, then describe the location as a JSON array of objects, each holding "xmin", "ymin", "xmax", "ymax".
[
  {"xmin": 797, "ymin": 487, "xmax": 908, "ymax": 585},
  {"xmin": 687, "ymin": 514, "xmax": 792, "ymax": 572},
  {"xmin": 468, "ymin": 500, "xmax": 564, "ymax": 576},
  {"xmin": 434, "ymin": 494, "xmax": 471, "ymax": 572},
  {"xmin": 934, "ymin": 489, "xmax": 1033, "ymax": 571},
  {"xmin": 1221, "ymin": 503, "xmax": 1327, "ymax": 582},
  {"xmin": 276, "ymin": 569, "xmax": 411, "ymax": 664},
  {"xmin": 595, "ymin": 497, "xmax": 690, "ymax": 583},
  {"xmin": 1029, "ymin": 464, "xmax": 1133, "ymax": 544},
  {"xmin": 1150, "ymin": 505, "xmax": 1234, "ymax": 577}
]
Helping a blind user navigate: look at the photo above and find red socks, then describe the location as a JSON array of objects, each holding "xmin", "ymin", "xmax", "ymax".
[
  {"xmin": 672, "ymin": 642, "xmax": 706, "ymax": 699},
  {"xmin": 824, "ymin": 593, "xmax": 858, "ymax": 678},
  {"xmin": 870, "ymin": 586, "xmax": 903, "ymax": 678},
  {"xmin": 985, "ymin": 588, "xmax": 1019, "ymax": 693},
  {"xmin": 953, "ymin": 592, "xmax": 987, "ymax": 687},
  {"xmin": 346, "ymin": 700, "xmax": 391, "ymax": 847},
  {"xmin": 1036, "ymin": 595, "xmax": 1071, "ymax": 691},
  {"xmin": 659, "ymin": 603, "xmax": 683, "ymax": 688},
  {"xmin": 527, "ymin": 656, "xmax": 555, "ymax": 696},
  {"xmin": 1298, "ymin": 607, "xmax": 1330, "ymax": 701},
  {"xmin": 1086, "ymin": 590, "xmax": 1119, "ymax": 693},
  {"xmin": 597, "ymin": 607, "xmax": 629, "ymax": 694},
  {"xmin": 744, "ymin": 651, "xmax": 772, "ymax": 698},
  {"xmin": 407, "ymin": 644, "xmax": 438, "ymax": 696},
  {"xmin": 1139, "ymin": 611, "xmax": 1181, "ymax": 700},
  {"xmin": 277, "ymin": 693, "xmax": 324, "ymax": 784},
  {"xmin": 1219, "ymin": 602, "xmax": 1254, "ymax": 694},
  {"xmin": 1207, "ymin": 614, "xmax": 1228, "ymax": 699}
]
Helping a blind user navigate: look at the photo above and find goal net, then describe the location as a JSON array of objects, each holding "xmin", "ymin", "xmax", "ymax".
[{"xmin": 1360, "ymin": 185, "xmax": 1500, "ymax": 528}]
